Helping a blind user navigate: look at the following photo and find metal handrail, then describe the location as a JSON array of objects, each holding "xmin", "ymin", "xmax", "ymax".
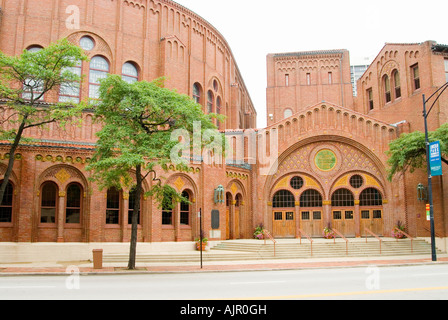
[
  {"xmin": 298, "ymin": 228, "xmax": 314, "ymax": 256},
  {"xmin": 262, "ymin": 229, "xmax": 276, "ymax": 257},
  {"xmin": 332, "ymin": 228, "xmax": 349, "ymax": 256},
  {"xmin": 393, "ymin": 229, "xmax": 414, "ymax": 253},
  {"xmin": 364, "ymin": 227, "xmax": 382, "ymax": 254}
]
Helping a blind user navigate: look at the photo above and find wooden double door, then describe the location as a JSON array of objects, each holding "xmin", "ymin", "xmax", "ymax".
[
  {"xmin": 332, "ymin": 208, "xmax": 383, "ymax": 237},
  {"xmin": 272, "ymin": 209, "xmax": 324, "ymax": 238},
  {"xmin": 272, "ymin": 210, "xmax": 296, "ymax": 238}
]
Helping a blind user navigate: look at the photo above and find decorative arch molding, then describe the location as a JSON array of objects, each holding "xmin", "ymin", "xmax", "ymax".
[
  {"xmin": 36, "ymin": 164, "xmax": 88, "ymax": 192},
  {"xmin": 166, "ymin": 173, "xmax": 199, "ymax": 196},
  {"xmin": 65, "ymin": 30, "xmax": 113, "ymax": 64},
  {"xmin": 262, "ymin": 135, "xmax": 390, "ymax": 209},
  {"xmin": 0, "ymin": 163, "xmax": 19, "ymax": 187},
  {"xmin": 269, "ymin": 172, "xmax": 324, "ymax": 200},
  {"xmin": 226, "ymin": 179, "xmax": 246, "ymax": 200}
]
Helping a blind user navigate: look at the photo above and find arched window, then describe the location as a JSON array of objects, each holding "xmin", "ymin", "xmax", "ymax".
[
  {"xmin": 106, "ymin": 187, "xmax": 120, "ymax": 225},
  {"xmin": 66, "ymin": 183, "xmax": 82, "ymax": 224},
  {"xmin": 122, "ymin": 62, "xmax": 139, "ymax": 84},
  {"xmin": 216, "ymin": 96, "xmax": 222, "ymax": 129},
  {"xmin": 207, "ymin": 90, "xmax": 214, "ymax": 113},
  {"xmin": 300, "ymin": 189, "xmax": 323, "ymax": 208},
  {"xmin": 128, "ymin": 188, "xmax": 142, "ymax": 225},
  {"xmin": 383, "ymin": 75, "xmax": 391, "ymax": 103},
  {"xmin": 180, "ymin": 191, "xmax": 190, "ymax": 226},
  {"xmin": 273, "ymin": 190, "xmax": 295, "ymax": 208},
  {"xmin": 193, "ymin": 83, "xmax": 202, "ymax": 104},
  {"xmin": 0, "ymin": 181, "xmax": 13, "ymax": 223},
  {"xmin": 59, "ymin": 59, "xmax": 82, "ymax": 103},
  {"xmin": 393, "ymin": 70, "xmax": 401, "ymax": 99},
  {"xmin": 23, "ymin": 46, "xmax": 44, "ymax": 101},
  {"xmin": 284, "ymin": 108, "xmax": 293, "ymax": 119},
  {"xmin": 360, "ymin": 188, "xmax": 383, "ymax": 206},
  {"xmin": 89, "ymin": 56, "xmax": 110, "ymax": 100},
  {"xmin": 41, "ymin": 182, "xmax": 58, "ymax": 223},
  {"xmin": 162, "ymin": 194, "xmax": 173, "ymax": 225},
  {"xmin": 331, "ymin": 188, "xmax": 354, "ymax": 207}
]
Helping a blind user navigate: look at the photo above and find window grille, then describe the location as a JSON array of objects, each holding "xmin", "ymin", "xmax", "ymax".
[
  {"xmin": 350, "ymin": 175, "xmax": 364, "ymax": 189},
  {"xmin": 273, "ymin": 190, "xmax": 295, "ymax": 208},
  {"xmin": 290, "ymin": 176, "xmax": 304, "ymax": 190},
  {"xmin": 359, "ymin": 188, "xmax": 383, "ymax": 206},
  {"xmin": 331, "ymin": 188, "xmax": 354, "ymax": 207},
  {"xmin": 300, "ymin": 189, "xmax": 322, "ymax": 207}
]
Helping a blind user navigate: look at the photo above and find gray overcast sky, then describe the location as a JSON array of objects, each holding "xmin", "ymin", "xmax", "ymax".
[{"xmin": 173, "ymin": 0, "xmax": 448, "ymax": 128}]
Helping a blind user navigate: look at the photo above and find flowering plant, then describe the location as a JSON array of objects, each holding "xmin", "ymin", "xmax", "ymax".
[
  {"xmin": 323, "ymin": 226, "xmax": 335, "ymax": 239},
  {"xmin": 253, "ymin": 224, "xmax": 264, "ymax": 240},
  {"xmin": 392, "ymin": 221, "xmax": 407, "ymax": 239}
]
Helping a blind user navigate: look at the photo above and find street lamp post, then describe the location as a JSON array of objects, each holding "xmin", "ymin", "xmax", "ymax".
[{"xmin": 422, "ymin": 81, "xmax": 448, "ymax": 262}]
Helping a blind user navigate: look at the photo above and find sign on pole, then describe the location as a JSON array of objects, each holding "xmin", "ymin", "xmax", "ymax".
[
  {"xmin": 426, "ymin": 204, "xmax": 431, "ymax": 221},
  {"xmin": 429, "ymin": 141, "xmax": 443, "ymax": 177}
]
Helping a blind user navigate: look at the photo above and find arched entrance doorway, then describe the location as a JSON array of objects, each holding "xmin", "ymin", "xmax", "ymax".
[
  {"xmin": 331, "ymin": 188, "xmax": 356, "ymax": 237},
  {"xmin": 359, "ymin": 188, "xmax": 384, "ymax": 235},
  {"xmin": 299, "ymin": 189, "xmax": 323, "ymax": 237},
  {"xmin": 225, "ymin": 192, "xmax": 232, "ymax": 240},
  {"xmin": 272, "ymin": 190, "xmax": 296, "ymax": 237}
]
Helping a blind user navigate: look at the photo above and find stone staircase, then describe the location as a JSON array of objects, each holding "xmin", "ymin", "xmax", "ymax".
[{"xmin": 102, "ymin": 238, "xmax": 444, "ymax": 264}]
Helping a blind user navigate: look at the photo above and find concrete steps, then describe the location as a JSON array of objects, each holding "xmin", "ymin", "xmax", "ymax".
[{"xmin": 102, "ymin": 238, "xmax": 444, "ymax": 263}]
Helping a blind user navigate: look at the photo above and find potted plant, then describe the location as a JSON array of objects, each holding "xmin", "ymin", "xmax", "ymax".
[
  {"xmin": 392, "ymin": 221, "xmax": 407, "ymax": 239},
  {"xmin": 195, "ymin": 232, "xmax": 208, "ymax": 250},
  {"xmin": 323, "ymin": 226, "xmax": 335, "ymax": 239},
  {"xmin": 253, "ymin": 224, "xmax": 264, "ymax": 240}
]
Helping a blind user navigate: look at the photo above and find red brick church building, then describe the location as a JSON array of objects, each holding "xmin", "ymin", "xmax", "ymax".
[{"xmin": 0, "ymin": 0, "xmax": 447, "ymax": 245}]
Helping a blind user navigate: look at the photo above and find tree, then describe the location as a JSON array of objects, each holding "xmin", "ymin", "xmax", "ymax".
[
  {"xmin": 0, "ymin": 38, "xmax": 88, "ymax": 204},
  {"xmin": 87, "ymin": 75, "xmax": 218, "ymax": 270},
  {"xmin": 387, "ymin": 123, "xmax": 448, "ymax": 181}
]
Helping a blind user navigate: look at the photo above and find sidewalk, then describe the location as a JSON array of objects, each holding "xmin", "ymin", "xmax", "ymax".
[{"xmin": 2, "ymin": 254, "xmax": 448, "ymax": 276}]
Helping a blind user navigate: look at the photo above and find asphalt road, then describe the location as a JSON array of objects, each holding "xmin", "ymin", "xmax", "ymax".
[{"xmin": 1, "ymin": 264, "xmax": 448, "ymax": 301}]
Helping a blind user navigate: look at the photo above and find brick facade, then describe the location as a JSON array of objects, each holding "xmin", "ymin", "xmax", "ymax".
[{"xmin": 0, "ymin": 0, "xmax": 447, "ymax": 243}]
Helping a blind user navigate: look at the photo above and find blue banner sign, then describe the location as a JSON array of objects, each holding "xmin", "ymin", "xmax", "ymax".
[{"xmin": 429, "ymin": 141, "xmax": 443, "ymax": 177}]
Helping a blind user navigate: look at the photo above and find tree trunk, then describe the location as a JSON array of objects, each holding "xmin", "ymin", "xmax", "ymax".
[
  {"xmin": 0, "ymin": 118, "xmax": 27, "ymax": 206},
  {"xmin": 128, "ymin": 164, "xmax": 142, "ymax": 270}
]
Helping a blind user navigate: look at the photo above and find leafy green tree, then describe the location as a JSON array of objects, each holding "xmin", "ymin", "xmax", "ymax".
[
  {"xmin": 387, "ymin": 123, "xmax": 448, "ymax": 181},
  {"xmin": 0, "ymin": 38, "xmax": 88, "ymax": 204},
  {"xmin": 87, "ymin": 75, "xmax": 218, "ymax": 270}
]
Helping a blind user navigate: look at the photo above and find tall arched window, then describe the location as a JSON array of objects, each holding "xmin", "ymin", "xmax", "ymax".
[
  {"xmin": 393, "ymin": 70, "xmax": 401, "ymax": 99},
  {"xmin": 23, "ymin": 46, "xmax": 44, "ymax": 101},
  {"xmin": 383, "ymin": 75, "xmax": 391, "ymax": 103},
  {"xmin": 122, "ymin": 62, "xmax": 139, "ymax": 84},
  {"xmin": 360, "ymin": 188, "xmax": 383, "ymax": 206},
  {"xmin": 300, "ymin": 189, "xmax": 323, "ymax": 207},
  {"xmin": 331, "ymin": 188, "xmax": 354, "ymax": 207},
  {"xmin": 40, "ymin": 182, "xmax": 58, "ymax": 223},
  {"xmin": 0, "ymin": 181, "xmax": 13, "ymax": 223},
  {"xmin": 273, "ymin": 190, "xmax": 295, "ymax": 208},
  {"xmin": 106, "ymin": 187, "xmax": 120, "ymax": 225},
  {"xmin": 59, "ymin": 60, "xmax": 82, "ymax": 103},
  {"xmin": 193, "ymin": 83, "xmax": 202, "ymax": 104},
  {"xmin": 207, "ymin": 90, "xmax": 214, "ymax": 114},
  {"xmin": 162, "ymin": 194, "xmax": 173, "ymax": 225},
  {"xmin": 89, "ymin": 56, "xmax": 110, "ymax": 100},
  {"xmin": 180, "ymin": 191, "xmax": 190, "ymax": 226},
  {"xmin": 66, "ymin": 183, "xmax": 82, "ymax": 224}
]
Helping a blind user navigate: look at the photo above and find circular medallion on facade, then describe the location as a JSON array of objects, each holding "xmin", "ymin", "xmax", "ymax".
[{"xmin": 314, "ymin": 149, "xmax": 337, "ymax": 172}]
